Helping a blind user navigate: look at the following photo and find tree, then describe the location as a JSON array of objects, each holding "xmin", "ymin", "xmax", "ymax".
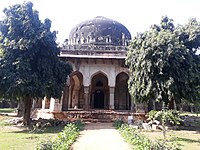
[
  {"xmin": 126, "ymin": 16, "xmax": 200, "ymax": 110},
  {"xmin": 148, "ymin": 109, "xmax": 181, "ymax": 140},
  {"xmin": 0, "ymin": 2, "xmax": 72, "ymax": 125}
]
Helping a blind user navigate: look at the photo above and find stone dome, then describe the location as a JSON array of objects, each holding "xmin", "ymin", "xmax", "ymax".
[{"xmin": 69, "ymin": 16, "xmax": 131, "ymax": 46}]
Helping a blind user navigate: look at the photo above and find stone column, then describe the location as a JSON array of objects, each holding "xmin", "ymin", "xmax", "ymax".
[
  {"xmin": 68, "ymin": 86, "xmax": 72, "ymax": 108},
  {"xmin": 109, "ymin": 87, "xmax": 115, "ymax": 110},
  {"xmin": 61, "ymin": 86, "xmax": 69, "ymax": 111},
  {"xmin": 62, "ymin": 78, "xmax": 70, "ymax": 111},
  {"xmin": 50, "ymin": 98, "xmax": 62, "ymax": 112},
  {"xmin": 84, "ymin": 86, "xmax": 89, "ymax": 110},
  {"xmin": 42, "ymin": 97, "xmax": 50, "ymax": 109},
  {"xmin": 72, "ymin": 89, "xmax": 79, "ymax": 108}
]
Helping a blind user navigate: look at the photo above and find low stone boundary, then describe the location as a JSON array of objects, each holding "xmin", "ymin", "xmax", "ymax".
[{"xmin": 52, "ymin": 110, "xmax": 147, "ymax": 122}]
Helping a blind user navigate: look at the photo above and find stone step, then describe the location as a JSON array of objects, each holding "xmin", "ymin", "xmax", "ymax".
[{"xmin": 82, "ymin": 118, "xmax": 113, "ymax": 123}]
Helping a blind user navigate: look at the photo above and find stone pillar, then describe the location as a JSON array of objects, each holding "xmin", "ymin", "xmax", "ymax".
[
  {"xmin": 84, "ymin": 86, "xmax": 89, "ymax": 110},
  {"xmin": 72, "ymin": 89, "xmax": 79, "ymax": 108},
  {"xmin": 32, "ymin": 99, "xmax": 36, "ymax": 109},
  {"xmin": 42, "ymin": 97, "xmax": 50, "ymax": 109},
  {"xmin": 68, "ymin": 86, "xmax": 72, "ymax": 108},
  {"xmin": 131, "ymin": 97, "xmax": 136, "ymax": 112},
  {"xmin": 50, "ymin": 98, "xmax": 62, "ymax": 112},
  {"xmin": 62, "ymin": 78, "xmax": 70, "ymax": 111},
  {"xmin": 109, "ymin": 87, "xmax": 115, "ymax": 109},
  {"xmin": 61, "ymin": 85, "xmax": 69, "ymax": 111}
]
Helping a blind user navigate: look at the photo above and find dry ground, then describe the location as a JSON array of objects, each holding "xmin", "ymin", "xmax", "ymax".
[{"xmin": 71, "ymin": 122, "xmax": 132, "ymax": 150}]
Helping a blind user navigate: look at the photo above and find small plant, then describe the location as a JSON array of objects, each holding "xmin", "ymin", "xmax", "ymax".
[
  {"xmin": 29, "ymin": 122, "xmax": 48, "ymax": 133},
  {"xmin": 52, "ymin": 123, "xmax": 80, "ymax": 150},
  {"xmin": 36, "ymin": 140, "xmax": 54, "ymax": 150},
  {"xmin": 36, "ymin": 121, "xmax": 84, "ymax": 150},
  {"xmin": 74, "ymin": 119, "xmax": 84, "ymax": 131},
  {"xmin": 152, "ymin": 139, "xmax": 181, "ymax": 150},
  {"xmin": 148, "ymin": 109, "xmax": 182, "ymax": 140},
  {"xmin": 0, "ymin": 115, "xmax": 12, "ymax": 126},
  {"xmin": 118, "ymin": 123, "xmax": 181, "ymax": 150},
  {"xmin": 119, "ymin": 124, "xmax": 151, "ymax": 150},
  {"xmin": 113, "ymin": 119, "xmax": 124, "ymax": 129}
]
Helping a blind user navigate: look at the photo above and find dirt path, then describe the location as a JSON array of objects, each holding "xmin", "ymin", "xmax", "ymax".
[{"xmin": 71, "ymin": 122, "xmax": 132, "ymax": 150}]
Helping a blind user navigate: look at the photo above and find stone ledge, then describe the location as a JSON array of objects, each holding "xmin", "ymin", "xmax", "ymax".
[{"xmin": 52, "ymin": 110, "xmax": 147, "ymax": 122}]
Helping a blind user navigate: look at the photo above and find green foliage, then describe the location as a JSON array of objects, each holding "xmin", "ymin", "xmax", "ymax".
[
  {"xmin": 152, "ymin": 139, "xmax": 181, "ymax": 150},
  {"xmin": 0, "ymin": 1, "xmax": 72, "ymax": 125},
  {"xmin": 126, "ymin": 16, "xmax": 200, "ymax": 106},
  {"xmin": 0, "ymin": 119, "xmax": 12, "ymax": 126},
  {"xmin": 0, "ymin": 1, "xmax": 72, "ymax": 99},
  {"xmin": 148, "ymin": 109, "xmax": 182, "ymax": 140},
  {"xmin": 36, "ymin": 140, "xmax": 54, "ymax": 150},
  {"xmin": 36, "ymin": 122, "xmax": 84, "ymax": 150},
  {"xmin": 147, "ymin": 110, "xmax": 158, "ymax": 122},
  {"xmin": 29, "ymin": 123, "xmax": 47, "ymax": 134},
  {"xmin": 0, "ymin": 108, "xmax": 16, "ymax": 113},
  {"xmin": 73, "ymin": 119, "xmax": 84, "ymax": 131},
  {"xmin": 113, "ymin": 119, "xmax": 124, "ymax": 129},
  {"xmin": 148, "ymin": 109, "xmax": 182, "ymax": 125},
  {"xmin": 119, "ymin": 124, "xmax": 151, "ymax": 150},
  {"xmin": 118, "ymin": 124, "xmax": 181, "ymax": 150},
  {"xmin": 52, "ymin": 123, "xmax": 79, "ymax": 150}
]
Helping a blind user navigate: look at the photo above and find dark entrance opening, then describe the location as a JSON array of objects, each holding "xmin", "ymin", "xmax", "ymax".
[{"xmin": 94, "ymin": 89, "xmax": 104, "ymax": 108}]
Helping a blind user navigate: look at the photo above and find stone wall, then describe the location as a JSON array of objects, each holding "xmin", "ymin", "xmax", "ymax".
[{"xmin": 52, "ymin": 110, "xmax": 147, "ymax": 122}]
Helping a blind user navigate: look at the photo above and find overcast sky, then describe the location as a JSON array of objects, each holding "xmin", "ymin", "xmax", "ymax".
[{"xmin": 1, "ymin": 0, "xmax": 200, "ymax": 44}]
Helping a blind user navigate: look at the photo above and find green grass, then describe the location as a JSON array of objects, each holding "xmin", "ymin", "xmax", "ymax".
[
  {"xmin": 0, "ymin": 115, "xmax": 13, "ymax": 126},
  {"xmin": 0, "ymin": 108, "xmax": 16, "ymax": 113},
  {"xmin": 180, "ymin": 111, "xmax": 200, "ymax": 117},
  {"xmin": 0, "ymin": 129, "xmax": 61, "ymax": 150},
  {"xmin": 0, "ymin": 115, "xmax": 64, "ymax": 150},
  {"xmin": 141, "ymin": 130, "xmax": 200, "ymax": 150}
]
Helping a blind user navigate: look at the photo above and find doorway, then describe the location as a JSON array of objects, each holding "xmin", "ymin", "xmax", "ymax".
[
  {"xmin": 90, "ymin": 72, "xmax": 109, "ymax": 109},
  {"xmin": 94, "ymin": 89, "xmax": 104, "ymax": 108}
]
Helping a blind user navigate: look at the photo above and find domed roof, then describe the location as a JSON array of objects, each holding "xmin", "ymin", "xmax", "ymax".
[{"xmin": 69, "ymin": 16, "xmax": 131, "ymax": 46}]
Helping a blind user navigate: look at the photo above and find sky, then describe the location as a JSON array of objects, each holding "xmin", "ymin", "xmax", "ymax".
[{"xmin": 1, "ymin": 0, "xmax": 200, "ymax": 45}]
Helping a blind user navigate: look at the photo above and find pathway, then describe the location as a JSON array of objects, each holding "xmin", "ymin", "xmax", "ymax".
[{"xmin": 70, "ymin": 122, "xmax": 132, "ymax": 150}]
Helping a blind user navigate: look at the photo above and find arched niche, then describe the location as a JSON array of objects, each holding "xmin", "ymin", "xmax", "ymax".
[
  {"xmin": 68, "ymin": 71, "xmax": 84, "ymax": 109},
  {"xmin": 90, "ymin": 71, "xmax": 109, "ymax": 109},
  {"xmin": 114, "ymin": 72, "xmax": 131, "ymax": 110}
]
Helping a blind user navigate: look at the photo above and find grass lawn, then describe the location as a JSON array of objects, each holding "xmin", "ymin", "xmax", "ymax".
[
  {"xmin": 141, "ymin": 128, "xmax": 200, "ymax": 150},
  {"xmin": 0, "ymin": 108, "xmax": 16, "ymax": 113},
  {"xmin": 0, "ymin": 115, "xmax": 63, "ymax": 150},
  {"xmin": 140, "ymin": 112, "xmax": 200, "ymax": 150}
]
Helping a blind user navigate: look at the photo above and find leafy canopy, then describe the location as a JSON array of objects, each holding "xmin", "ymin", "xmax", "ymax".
[
  {"xmin": 126, "ymin": 16, "xmax": 200, "ymax": 105},
  {"xmin": 0, "ymin": 2, "xmax": 72, "ymax": 99}
]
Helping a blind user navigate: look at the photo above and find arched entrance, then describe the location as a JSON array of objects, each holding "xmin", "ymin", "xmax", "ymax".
[
  {"xmin": 90, "ymin": 72, "xmax": 109, "ymax": 109},
  {"xmin": 115, "ymin": 72, "xmax": 131, "ymax": 110},
  {"xmin": 94, "ymin": 89, "xmax": 104, "ymax": 108},
  {"xmin": 68, "ymin": 71, "xmax": 84, "ymax": 109}
]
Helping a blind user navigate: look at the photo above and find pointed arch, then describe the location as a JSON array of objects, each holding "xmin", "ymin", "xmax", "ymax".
[
  {"xmin": 90, "ymin": 71, "xmax": 109, "ymax": 109},
  {"xmin": 68, "ymin": 71, "xmax": 84, "ymax": 109},
  {"xmin": 91, "ymin": 71, "xmax": 108, "ymax": 81},
  {"xmin": 114, "ymin": 72, "xmax": 131, "ymax": 110}
]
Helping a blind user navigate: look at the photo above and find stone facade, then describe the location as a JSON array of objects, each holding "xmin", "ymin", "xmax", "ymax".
[{"xmin": 40, "ymin": 16, "xmax": 141, "ymax": 118}]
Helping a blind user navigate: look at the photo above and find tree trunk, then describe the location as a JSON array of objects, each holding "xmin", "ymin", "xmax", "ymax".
[
  {"xmin": 23, "ymin": 95, "xmax": 32, "ymax": 126},
  {"xmin": 148, "ymin": 99, "xmax": 155, "ymax": 111},
  {"xmin": 169, "ymin": 99, "xmax": 176, "ymax": 110},
  {"xmin": 17, "ymin": 100, "xmax": 24, "ymax": 117}
]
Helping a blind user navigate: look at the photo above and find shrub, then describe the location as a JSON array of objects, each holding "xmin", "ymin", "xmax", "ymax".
[
  {"xmin": 147, "ymin": 109, "xmax": 182, "ymax": 140},
  {"xmin": 36, "ymin": 140, "xmax": 54, "ymax": 150},
  {"xmin": 36, "ymin": 121, "xmax": 84, "ymax": 150},
  {"xmin": 119, "ymin": 124, "xmax": 151, "ymax": 150},
  {"xmin": 113, "ymin": 119, "xmax": 124, "ymax": 129},
  {"xmin": 117, "ymin": 123, "xmax": 181, "ymax": 150},
  {"xmin": 74, "ymin": 119, "xmax": 84, "ymax": 131}
]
